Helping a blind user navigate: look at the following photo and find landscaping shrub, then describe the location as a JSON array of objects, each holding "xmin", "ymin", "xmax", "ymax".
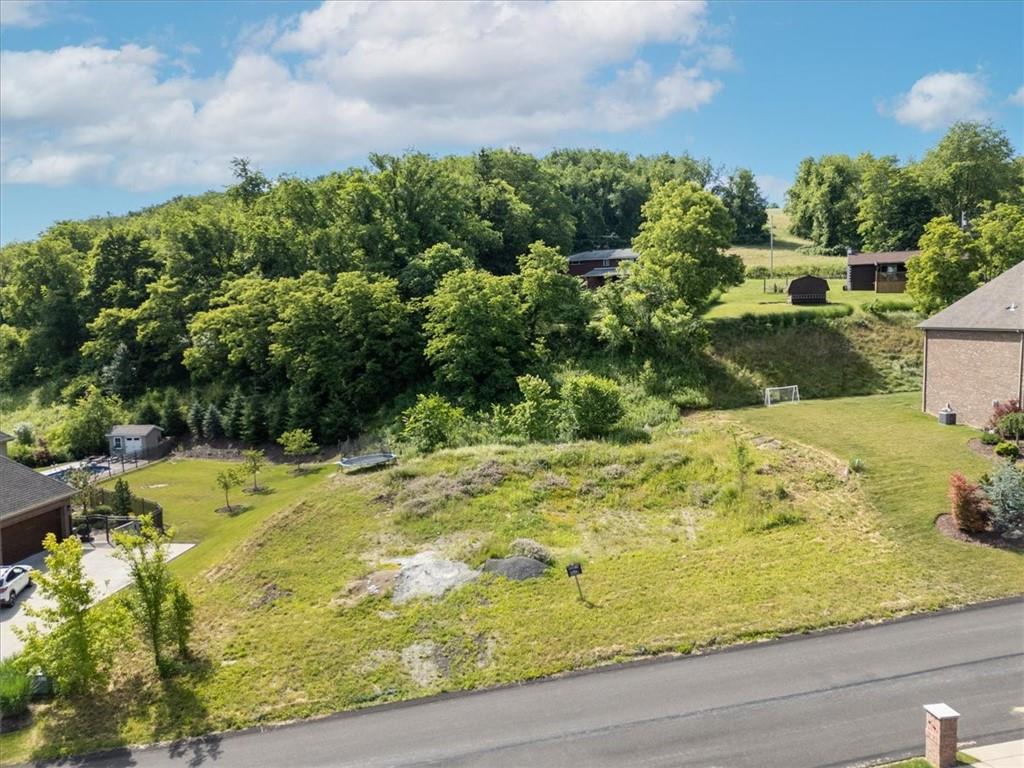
[
  {"xmin": 401, "ymin": 394, "xmax": 467, "ymax": 453},
  {"xmin": 980, "ymin": 431, "xmax": 1001, "ymax": 446},
  {"xmin": 0, "ymin": 658, "xmax": 31, "ymax": 718},
  {"xmin": 948, "ymin": 472, "xmax": 989, "ymax": 533},
  {"xmin": 13, "ymin": 423, "xmax": 34, "ymax": 445},
  {"xmin": 848, "ymin": 457, "xmax": 865, "ymax": 474},
  {"xmin": 863, "ymin": 298, "xmax": 916, "ymax": 315},
  {"xmin": 988, "ymin": 399, "xmax": 1022, "ymax": 430},
  {"xmin": 997, "ymin": 412, "xmax": 1024, "ymax": 441},
  {"xmin": 560, "ymin": 374, "xmax": 624, "ymax": 439},
  {"xmin": 984, "ymin": 463, "xmax": 1024, "ymax": 535},
  {"xmin": 994, "ymin": 441, "xmax": 1020, "ymax": 459},
  {"xmin": 508, "ymin": 538, "xmax": 554, "ymax": 565}
]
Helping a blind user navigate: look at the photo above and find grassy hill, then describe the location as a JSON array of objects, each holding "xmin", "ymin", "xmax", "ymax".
[
  {"xmin": 5, "ymin": 393, "xmax": 1020, "ymax": 762},
  {"xmin": 728, "ymin": 208, "xmax": 843, "ymax": 274}
]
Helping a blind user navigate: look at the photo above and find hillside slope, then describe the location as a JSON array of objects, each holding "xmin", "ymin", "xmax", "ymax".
[{"xmin": 11, "ymin": 395, "xmax": 1021, "ymax": 762}]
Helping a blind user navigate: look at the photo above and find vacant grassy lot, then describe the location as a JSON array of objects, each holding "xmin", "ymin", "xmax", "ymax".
[
  {"xmin": 705, "ymin": 279, "xmax": 911, "ymax": 320},
  {"xmin": 5, "ymin": 394, "xmax": 1020, "ymax": 763}
]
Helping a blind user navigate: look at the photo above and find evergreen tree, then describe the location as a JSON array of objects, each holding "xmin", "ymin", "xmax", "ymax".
[
  {"xmin": 161, "ymin": 390, "xmax": 187, "ymax": 437},
  {"xmin": 222, "ymin": 387, "xmax": 245, "ymax": 439},
  {"xmin": 240, "ymin": 394, "xmax": 267, "ymax": 444},
  {"xmin": 186, "ymin": 400, "xmax": 205, "ymax": 438},
  {"xmin": 202, "ymin": 403, "xmax": 224, "ymax": 440}
]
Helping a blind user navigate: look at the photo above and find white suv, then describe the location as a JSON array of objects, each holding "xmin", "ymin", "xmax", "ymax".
[{"xmin": 0, "ymin": 565, "xmax": 34, "ymax": 607}]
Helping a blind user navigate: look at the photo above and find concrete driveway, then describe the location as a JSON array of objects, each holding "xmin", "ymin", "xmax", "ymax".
[{"xmin": 0, "ymin": 540, "xmax": 193, "ymax": 658}]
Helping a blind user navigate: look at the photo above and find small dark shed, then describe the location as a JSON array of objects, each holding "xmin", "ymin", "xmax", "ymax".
[{"xmin": 787, "ymin": 275, "xmax": 829, "ymax": 305}]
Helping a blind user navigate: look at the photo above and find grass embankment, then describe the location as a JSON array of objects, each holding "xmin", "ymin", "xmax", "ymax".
[
  {"xmin": 706, "ymin": 314, "xmax": 922, "ymax": 407},
  {"xmin": 0, "ymin": 386, "xmax": 67, "ymax": 439},
  {"xmin": 5, "ymin": 394, "xmax": 1021, "ymax": 762}
]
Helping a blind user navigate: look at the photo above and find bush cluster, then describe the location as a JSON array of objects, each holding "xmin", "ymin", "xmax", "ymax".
[
  {"xmin": 949, "ymin": 463, "xmax": 1024, "ymax": 535},
  {"xmin": 0, "ymin": 658, "xmax": 32, "ymax": 718}
]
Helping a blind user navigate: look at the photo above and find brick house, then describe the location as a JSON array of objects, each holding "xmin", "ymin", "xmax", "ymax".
[
  {"xmin": 846, "ymin": 250, "xmax": 918, "ymax": 293},
  {"xmin": 919, "ymin": 260, "xmax": 1024, "ymax": 427},
  {"xmin": 0, "ymin": 454, "xmax": 75, "ymax": 564},
  {"xmin": 568, "ymin": 248, "xmax": 638, "ymax": 289}
]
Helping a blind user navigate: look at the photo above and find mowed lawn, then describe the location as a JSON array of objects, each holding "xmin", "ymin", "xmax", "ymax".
[
  {"xmin": 102, "ymin": 457, "xmax": 329, "ymax": 578},
  {"xmin": 704, "ymin": 278, "xmax": 900, "ymax": 319},
  {"xmin": 734, "ymin": 392, "xmax": 1022, "ymax": 601},
  {"xmin": 6, "ymin": 395, "xmax": 1022, "ymax": 762}
]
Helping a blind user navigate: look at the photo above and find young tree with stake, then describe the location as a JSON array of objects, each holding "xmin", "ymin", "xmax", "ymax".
[{"xmin": 242, "ymin": 448, "xmax": 267, "ymax": 491}]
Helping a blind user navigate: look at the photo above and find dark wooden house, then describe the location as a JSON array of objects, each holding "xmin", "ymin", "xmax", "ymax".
[
  {"xmin": 568, "ymin": 248, "xmax": 638, "ymax": 289},
  {"xmin": 846, "ymin": 250, "xmax": 918, "ymax": 292},
  {"xmin": 787, "ymin": 274, "xmax": 829, "ymax": 305}
]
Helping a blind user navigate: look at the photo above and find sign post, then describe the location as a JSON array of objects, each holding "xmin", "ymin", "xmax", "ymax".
[{"xmin": 566, "ymin": 562, "xmax": 584, "ymax": 601}]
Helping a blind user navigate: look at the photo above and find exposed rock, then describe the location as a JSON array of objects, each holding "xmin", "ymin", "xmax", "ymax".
[
  {"xmin": 482, "ymin": 556, "xmax": 549, "ymax": 581},
  {"xmin": 391, "ymin": 551, "xmax": 479, "ymax": 604},
  {"xmin": 333, "ymin": 569, "xmax": 399, "ymax": 608},
  {"xmin": 508, "ymin": 538, "xmax": 554, "ymax": 565}
]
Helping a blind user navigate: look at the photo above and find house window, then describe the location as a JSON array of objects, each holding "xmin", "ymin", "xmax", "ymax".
[{"xmin": 114, "ymin": 437, "xmax": 122, "ymax": 448}]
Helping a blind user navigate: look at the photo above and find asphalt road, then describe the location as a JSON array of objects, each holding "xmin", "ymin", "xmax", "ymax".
[{"xmin": 40, "ymin": 600, "xmax": 1024, "ymax": 768}]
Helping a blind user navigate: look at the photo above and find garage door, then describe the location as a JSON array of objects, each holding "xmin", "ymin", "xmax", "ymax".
[{"xmin": 0, "ymin": 507, "xmax": 65, "ymax": 564}]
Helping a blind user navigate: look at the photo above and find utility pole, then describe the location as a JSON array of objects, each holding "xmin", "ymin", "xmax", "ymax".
[{"xmin": 769, "ymin": 210, "xmax": 774, "ymax": 284}]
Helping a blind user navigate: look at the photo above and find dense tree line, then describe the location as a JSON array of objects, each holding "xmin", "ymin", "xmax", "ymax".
[
  {"xmin": 1, "ymin": 149, "xmax": 752, "ymax": 452},
  {"xmin": 786, "ymin": 122, "xmax": 1022, "ymax": 254}
]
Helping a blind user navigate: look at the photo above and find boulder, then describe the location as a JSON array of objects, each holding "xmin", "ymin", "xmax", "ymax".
[{"xmin": 482, "ymin": 556, "xmax": 549, "ymax": 581}]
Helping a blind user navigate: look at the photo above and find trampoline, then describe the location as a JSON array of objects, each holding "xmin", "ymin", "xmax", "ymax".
[{"xmin": 337, "ymin": 452, "xmax": 397, "ymax": 471}]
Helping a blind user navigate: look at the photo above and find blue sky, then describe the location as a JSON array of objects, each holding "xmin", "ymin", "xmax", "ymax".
[{"xmin": 1, "ymin": 0, "xmax": 1021, "ymax": 244}]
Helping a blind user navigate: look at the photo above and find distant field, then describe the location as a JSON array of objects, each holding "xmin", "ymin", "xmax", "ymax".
[
  {"xmin": 728, "ymin": 208, "xmax": 842, "ymax": 273},
  {"xmin": 704, "ymin": 279, "xmax": 912, "ymax": 320}
]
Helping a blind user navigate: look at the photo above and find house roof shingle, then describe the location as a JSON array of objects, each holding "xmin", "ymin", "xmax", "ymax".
[
  {"xmin": 918, "ymin": 260, "xmax": 1024, "ymax": 333},
  {"xmin": 846, "ymin": 250, "xmax": 919, "ymax": 266},
  {"xmin": 0, "ymin": 455, "xmax": 76, "ymax": 522},
  {"xmin": 568, "ymin": 248, "xmax": 638, "ymax": 264},
  {"xmin": 106, "ymin": 424, "xmax": 163, "ymax": 438}
]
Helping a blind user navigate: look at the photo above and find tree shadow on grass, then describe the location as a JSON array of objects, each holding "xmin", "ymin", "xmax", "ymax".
[
  {"xmin": 31, "ymin": 656, "xmax": 221, "ymax": 766},
  {"xmin": 215, "ymin": 504, "xmax": 251, "ymax": 517},
  {"xmin": 242, "ymin": 485, "xmax": 275, "ymax": 496}
]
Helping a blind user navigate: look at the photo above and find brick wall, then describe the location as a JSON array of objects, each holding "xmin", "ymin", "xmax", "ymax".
[{"xmin": 924, "ymin": 329, "xmax": 1023, "ymax": 427}]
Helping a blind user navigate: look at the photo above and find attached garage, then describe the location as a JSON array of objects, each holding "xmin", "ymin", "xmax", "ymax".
[{"xmin": 0, "ymin": 455, "xmax": 75, "ymax": 565}]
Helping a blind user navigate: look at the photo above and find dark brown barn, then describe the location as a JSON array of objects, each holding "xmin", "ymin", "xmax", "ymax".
[
  {"xmin": 846, "ymin": 250, "xmax": 918, "ymax": 292},
  {"xmin": 787, "ymin": 274, "xmax": 829, "ymax": 305},
  {"xmin": 568, "ymin": 248, "xmax": 637, "ymax": 289}
]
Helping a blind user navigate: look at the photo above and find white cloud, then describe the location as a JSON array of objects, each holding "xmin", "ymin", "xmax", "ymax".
[
  {"xmin": 0, "ymin": 0, "xmax": 51, "ymax": 28},
  {"xmin": 1009, "ymin": 85, "xmax": 1024, "ymax": 106},
  {"xmin": 0, "ymin": 0, "xmax": 729, "ymax": 188},
  {"xmin": 886, "ymin": 71, "xmax": 989, "ymax": 131}
]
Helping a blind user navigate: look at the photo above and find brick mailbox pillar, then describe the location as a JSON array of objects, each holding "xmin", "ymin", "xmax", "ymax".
[{"xmin": 923, "ymin": 703, "xmax": 960, "ymax": 768}]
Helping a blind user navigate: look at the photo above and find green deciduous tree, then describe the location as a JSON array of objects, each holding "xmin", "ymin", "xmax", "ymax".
[
  {"xmin": 516, "ymin": 241, "xmax": 588, "ymax": 349},
  {"xmin": 399, "ymin": 243, "xmax": 476, "ymax": 299},
  {"xmin": 242, "ymin": 448, "xmax": 267, "ymax": 491},
  {"xmin": 560, "ymin": 374, "xmax": 624, "ymax": 439},
  {"xmin": 785, "ymin": 154, "xmax": 863, "ymax": 251},
  {"xmin": 215, "ymin": 467, "xmax": 243, "ymax": 510},
  {"xmin": 715, "ymin": 168, "xmax": 768, "ymax": 243},
  {"xmin": 906, "ymin": 217, "xmax": 978, "ymax": 314},
  {"xmin": 277, "ymin": 428, "xmax": 317, "ymax": 470},
  {"xmin": 17, "ymin": 534, "xmax": 129, "ymax": 696},
  {"xmin": 918, "ymin": 122, "xmax": 1020, "ymax": 226},
  {"xmin": 856, "ymin": 156, "xmax": 935, "ymax": 251},
  {"xmin": 400, "ymin": 393, "xmax": 467, "ymax": 453},
  {"xmin": 114, "ymin": 517, "xmax": 192, "ymax": 675},
  {"xmin": 425, "ymin": 269, "xmax": 530, "ymax": 402},
  {"xmin": 54, "ymin": 384, "xmax": 127, "ymax": 458},
  {"xmin": 594, "ymin": 181, "xmax": 742, "ymax": 356},
  {"xmin": 508, "ymin": 375, "xmax": 560, "ymax": 441},
  {"xmin": 972, "ymin": 203, "xmax": 1024, "ymax": 279}
]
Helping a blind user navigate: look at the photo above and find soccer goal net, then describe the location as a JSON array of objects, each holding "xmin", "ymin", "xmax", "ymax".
[{"xmin": 764, "ymin": 385, "xmax": 800, "ymax": 407}]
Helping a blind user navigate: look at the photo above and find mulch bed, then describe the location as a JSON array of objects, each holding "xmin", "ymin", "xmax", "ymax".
[
  {"xmin": 966, "ymin": 438, "xmax": 996, "ymax": 460},
  {"xmin": 935, "ymin": 514, "xmax": 1024, "ymax": 552}
]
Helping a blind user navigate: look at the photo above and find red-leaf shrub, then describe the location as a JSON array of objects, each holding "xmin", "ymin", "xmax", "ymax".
[
  {"xmin": 948, "ymin": 472, "xmax": 989, "ymax": 533},
  {"xmin": 988, "ymin": 399, "xmax": 1022, "ymax": 430}
]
